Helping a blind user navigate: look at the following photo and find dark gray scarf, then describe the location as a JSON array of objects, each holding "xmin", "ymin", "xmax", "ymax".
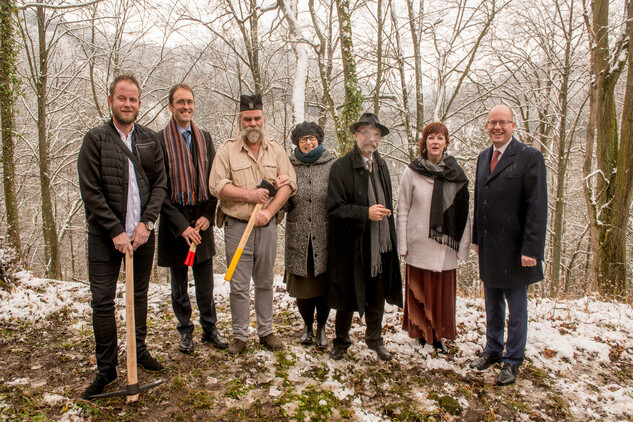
[
  {"xmin": 367, "ymin": 159, "xmax": 392, "ymax": 277},
  {"xmin": 408, "ymin": 154, "xmax": 469, "ymax": 251}
]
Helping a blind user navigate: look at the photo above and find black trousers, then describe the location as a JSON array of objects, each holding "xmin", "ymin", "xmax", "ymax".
[
  {"xmin": 333, "ymin": 262, "xmax": 386, "ymax": 349},
  {"xmin": 170, "ymin": 258, "xmax": 218, "ymax": 335},
  {"xmin": 88, "ymin": 233, "xmax": 155, "ymax": 373}
]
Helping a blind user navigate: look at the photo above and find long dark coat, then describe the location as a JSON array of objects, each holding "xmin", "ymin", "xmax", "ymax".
[
  {"xmin": 472, "ymin": 137, "xmax": 547, "ymax": 288},
  {"xmin": 326, "ymin": 146, "xmax": 403, "ymax": 315},
  {"xmin": 156, "ymin": 129, "xmax": 217, "ymax": 268}
]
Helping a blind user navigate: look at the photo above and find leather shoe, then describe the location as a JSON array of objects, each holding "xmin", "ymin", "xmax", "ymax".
[
  {"xmin": 202, "ymin": 328, "xmax": 228, "ymax": 350},
  {"xmin": 300, "ymin": 324, "xmax": 313, "ymax": 345},
  {"xmin": 227, "ymin": 338, "xmax": 247, "ymax": 355},
  {"xmin": 179, "ymin": 333, "xmax": 194, "ymax": 354},
  {"xmin": 369, "ymin": 345, "xmax": 393, "ymax": 361},
  {"xmin": 80, "ymin": 369, "xmax": 116, "ymax": 400},
  {"xmin": 329, "ymin": 344, "xmax": 348, "ymax": 361},
  {"xmin": 469, "ymin": 353, "xmax": 502, "ymax": 370},
  {"xmin": 417, "ymin": 338, "xmax": 427, "ymax": 347},
  {"xmin": 315, "ymin": 324, "xmax": 328, "ymax": 349},
  {"xmin": 432, "ymin": 339, "xmax": 449, "ymax": 354},
  {"xmin": 138, "ymin": 350, "xmax": 164, "ymax": 372},
  {"xmin": 497, "ymin": 363, "xmax": 520, "ymax": 386},
  {"xmin": 259, "ymin": 333, "xmax": 283, "ymax": 350}
]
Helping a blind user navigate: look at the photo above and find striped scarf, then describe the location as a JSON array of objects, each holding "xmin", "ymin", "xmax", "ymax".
[{"xmin": 163, "ymin": 118, "xmax": 210, "ymax": 205}]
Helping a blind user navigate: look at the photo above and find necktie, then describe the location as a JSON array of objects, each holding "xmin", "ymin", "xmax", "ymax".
[
  {"xmin": 183, "ymin": 130, "xmax": 192, "ymax": 151},
  {"xmin": 490, "ymin": 150, "xmax": 500, "ymax": 173},
  {"xmin": 367, "ymin": 158, "xmax": 373, "ymax": 173}
]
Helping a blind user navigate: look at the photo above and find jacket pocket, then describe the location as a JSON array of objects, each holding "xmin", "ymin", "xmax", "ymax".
[{"xmin": 136, "ymin": 143, "xmax": 155, "ymax": 174}]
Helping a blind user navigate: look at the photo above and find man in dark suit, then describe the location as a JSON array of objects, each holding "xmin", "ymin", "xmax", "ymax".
[
  {"xmin": 471, "ymin": 104, "xmax": 547, "ymax": 385},
  {"xmin": 326, "ymin": 112, "xmax": 403, "ymax": 362},
  {"xmin": 157, "ymin": 84, "xmax": 227, "ymax": 354}
]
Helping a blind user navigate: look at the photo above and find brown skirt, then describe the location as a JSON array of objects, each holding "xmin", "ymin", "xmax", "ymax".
[{"xmin": 402, "ymin": 264, "xmax": 457, "ymax": 342}]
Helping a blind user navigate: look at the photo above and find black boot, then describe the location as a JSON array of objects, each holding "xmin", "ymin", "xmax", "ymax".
[
  {"xmin": 300, "ymin": 324, "xmax": 313, "ymax": 345},
  {"xmin": 315, "ymin": 324, "xmax": 328, "ymax": 349}
]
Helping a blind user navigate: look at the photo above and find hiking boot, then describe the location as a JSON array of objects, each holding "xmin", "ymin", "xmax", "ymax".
[
  {"xmin": 80, "ymin": 369, "xmax": 117, "ymax": 400},
  {"xmin": 259, "ymin": 333, "xmax": 283, "ymax": 350},
  {"xmin": 137, "ymin": 350, "xmax": 164, "ymax": 372},
  {"xmin": 227, "ymin": 338, "xmax": 247, "ymax": 355}
]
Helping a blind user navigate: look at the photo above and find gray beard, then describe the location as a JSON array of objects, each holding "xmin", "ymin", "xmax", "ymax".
[{"xmin": 240, "ymin": 127, "xmax": 263, "ymax": 144}]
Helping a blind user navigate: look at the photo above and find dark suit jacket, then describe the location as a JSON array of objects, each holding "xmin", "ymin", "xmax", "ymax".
[
  {"xmin": 472, "ymin": 137, "xmax": 547, "ymax": 288},
  {"xmin": 326, "ymin": 146, "xmax": 403, "ymax": 315},
  {"xmin": 156, "ymin": 128, "xmax": 217, "ymax": 268}
]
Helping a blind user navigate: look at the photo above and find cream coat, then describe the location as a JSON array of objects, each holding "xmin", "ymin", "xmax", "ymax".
[{"xmin": 396, "ymin": 167, "xmax": 471, "ymax": 271}]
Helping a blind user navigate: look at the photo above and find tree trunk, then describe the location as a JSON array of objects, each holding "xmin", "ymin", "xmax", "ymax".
[
  {"xmin": 373, "ymin": 0, "xmax": 383, "ymax": 116},
  {"xmin": 35, "ymin": 5, "xmax": 60, "ymax": 278},
  {"xmin": 334, "ymin": 0, "xmax": 363, "ymax": 154},
  {"xmin": 583, "ymin": 0, "xmax": 633, "ymax": 297},
  {"xmin": 406, "ymin": 0, "xmax": 424, "ymax": 140},
  {"xmin": 0, "ymin": 0, "xmax": 21, "ymax": 259}
]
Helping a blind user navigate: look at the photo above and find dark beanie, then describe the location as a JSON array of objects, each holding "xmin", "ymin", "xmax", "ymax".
[{"xmin": 291, "ymin": 121, "xmax": 324, "ymax": 146}]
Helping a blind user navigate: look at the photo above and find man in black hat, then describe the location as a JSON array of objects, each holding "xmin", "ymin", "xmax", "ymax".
[
  {"xmin": 209, "ymin": 93, "xmax": 296, "ymax": 355},
  {"xmin": 326, "ymin": 112, "xmax": 403, "ymax": 361}
]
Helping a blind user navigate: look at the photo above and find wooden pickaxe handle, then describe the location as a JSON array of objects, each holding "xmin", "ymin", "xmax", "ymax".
[
  {"xmin": 224, "ymin": 202, "xmax": 263, "ymax": 282},
  {"xmin": 125, "ymin": 250, "xmax": 139, "ymax": 402}
]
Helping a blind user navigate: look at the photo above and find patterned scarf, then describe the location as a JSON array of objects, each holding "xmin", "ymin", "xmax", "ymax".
[{"xmin": 163, "ymin": 118, "xmax": 209, "ymax": 205}]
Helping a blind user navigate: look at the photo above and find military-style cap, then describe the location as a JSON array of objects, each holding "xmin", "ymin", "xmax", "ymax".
[{"xmin": 240, "ymin": 94, "xmax": 263, "ymax": 111}]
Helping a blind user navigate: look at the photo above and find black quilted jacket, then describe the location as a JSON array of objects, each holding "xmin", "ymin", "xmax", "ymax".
[{"xmin": 78, "ymin": 119, "xmax": 167, "ymax": 239}]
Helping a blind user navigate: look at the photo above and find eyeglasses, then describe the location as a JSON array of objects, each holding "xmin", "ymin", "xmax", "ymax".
[
  {"xmin": 175, "ymin": 99, "xmax": 194, "ymax": 106},
  {"xmin": 486, "ymin": 120, "xmax": 514, "ymax": 126},
  {"xmin": 359, "ymin": 131, "xmax": 381, "ymax": 140},
  {"xmin": 299, "ymin": 136, "xmax": 318, "ymax": 144}
]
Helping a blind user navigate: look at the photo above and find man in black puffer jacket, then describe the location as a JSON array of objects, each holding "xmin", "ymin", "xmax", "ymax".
[{"xmin": 77, "ymin": 74, "xmax": 167, "ymax": 400}]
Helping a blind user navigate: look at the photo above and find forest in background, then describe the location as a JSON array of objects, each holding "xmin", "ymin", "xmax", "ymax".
[{"xmin": 0, "ymin": 0, "xmax": 632, "ymax": 299}]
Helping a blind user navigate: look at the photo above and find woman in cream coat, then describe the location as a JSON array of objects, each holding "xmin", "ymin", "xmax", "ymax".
[{"xmin": 396, "ymin": 122, "xmax": 471, "ymax": 353}]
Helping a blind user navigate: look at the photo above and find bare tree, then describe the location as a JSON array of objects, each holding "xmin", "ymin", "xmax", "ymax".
[
  {"xmin": 0, "ymin": 0, "xmax": 21, "ymax": 258},
  {"xmin": 582, "ymin": 0, "xmax": 633, "ymax": 297}
]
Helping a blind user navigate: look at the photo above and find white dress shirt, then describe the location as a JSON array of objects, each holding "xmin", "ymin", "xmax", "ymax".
[{"xmin": 113, "ymin": 122, "xmax": 141, "ymax": 237}]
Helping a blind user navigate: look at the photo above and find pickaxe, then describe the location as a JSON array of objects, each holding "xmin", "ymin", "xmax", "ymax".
[
  {"xmin": 89, "ymin": 250, "xmax": 166, "ymax": 401},
  {"xmin": 224, "ymin": 179, "xmax": 277, "ymax": 282}
]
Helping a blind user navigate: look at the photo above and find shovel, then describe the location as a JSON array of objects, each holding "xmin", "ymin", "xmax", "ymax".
[{"xmin": 90, "ymin": 249, "xmax": 166, "ymax": 401}]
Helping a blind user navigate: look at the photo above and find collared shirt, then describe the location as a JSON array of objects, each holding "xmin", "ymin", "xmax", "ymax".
[
  {"xmin": 493, "ymin": 138, "xmax": 511, "ymax": 159},
  {"xmin": 209, "ymin": 136, "xmax": 297, "ymax": 221},
  {"xmin": 177, "ymin": 124, "xmax": 192, "ymax": 149},
  {"xmin": 113, "ymin": 122, "xmax": 141, "ymax": 237}
]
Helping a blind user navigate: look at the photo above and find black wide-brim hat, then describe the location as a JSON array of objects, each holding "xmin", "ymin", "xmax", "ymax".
[{"xmin": 349, "ymin": 112, "xmax": 389, "ymax": 136}]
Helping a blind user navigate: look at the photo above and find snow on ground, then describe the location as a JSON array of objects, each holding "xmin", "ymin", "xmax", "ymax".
[{"xmin": 1, "ymin": 272, "xmax": 632, "ymax": 420}]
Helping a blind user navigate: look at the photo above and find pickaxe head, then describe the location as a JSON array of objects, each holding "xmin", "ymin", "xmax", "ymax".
[{"xmin": 257, "ymin": 179, "xmax": 278, "ymax": 197}]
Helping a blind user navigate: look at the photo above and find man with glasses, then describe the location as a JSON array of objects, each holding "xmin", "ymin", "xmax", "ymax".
[
  {"xmin": 326, "ymin": 112, "xmax": 403, "ymax": 361},
  {"xmin": 157, "ymin": 84, "xmax": 228, "ymax": 355},
  {"xmin": 470, "ymin": 104, "xmax": 547, "ymax": 385}
]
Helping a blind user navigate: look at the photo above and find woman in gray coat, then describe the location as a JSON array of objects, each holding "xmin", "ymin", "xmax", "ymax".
[{"xmin": 284, "ymin": 121, "xmax": 335, "ymax": 348}]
